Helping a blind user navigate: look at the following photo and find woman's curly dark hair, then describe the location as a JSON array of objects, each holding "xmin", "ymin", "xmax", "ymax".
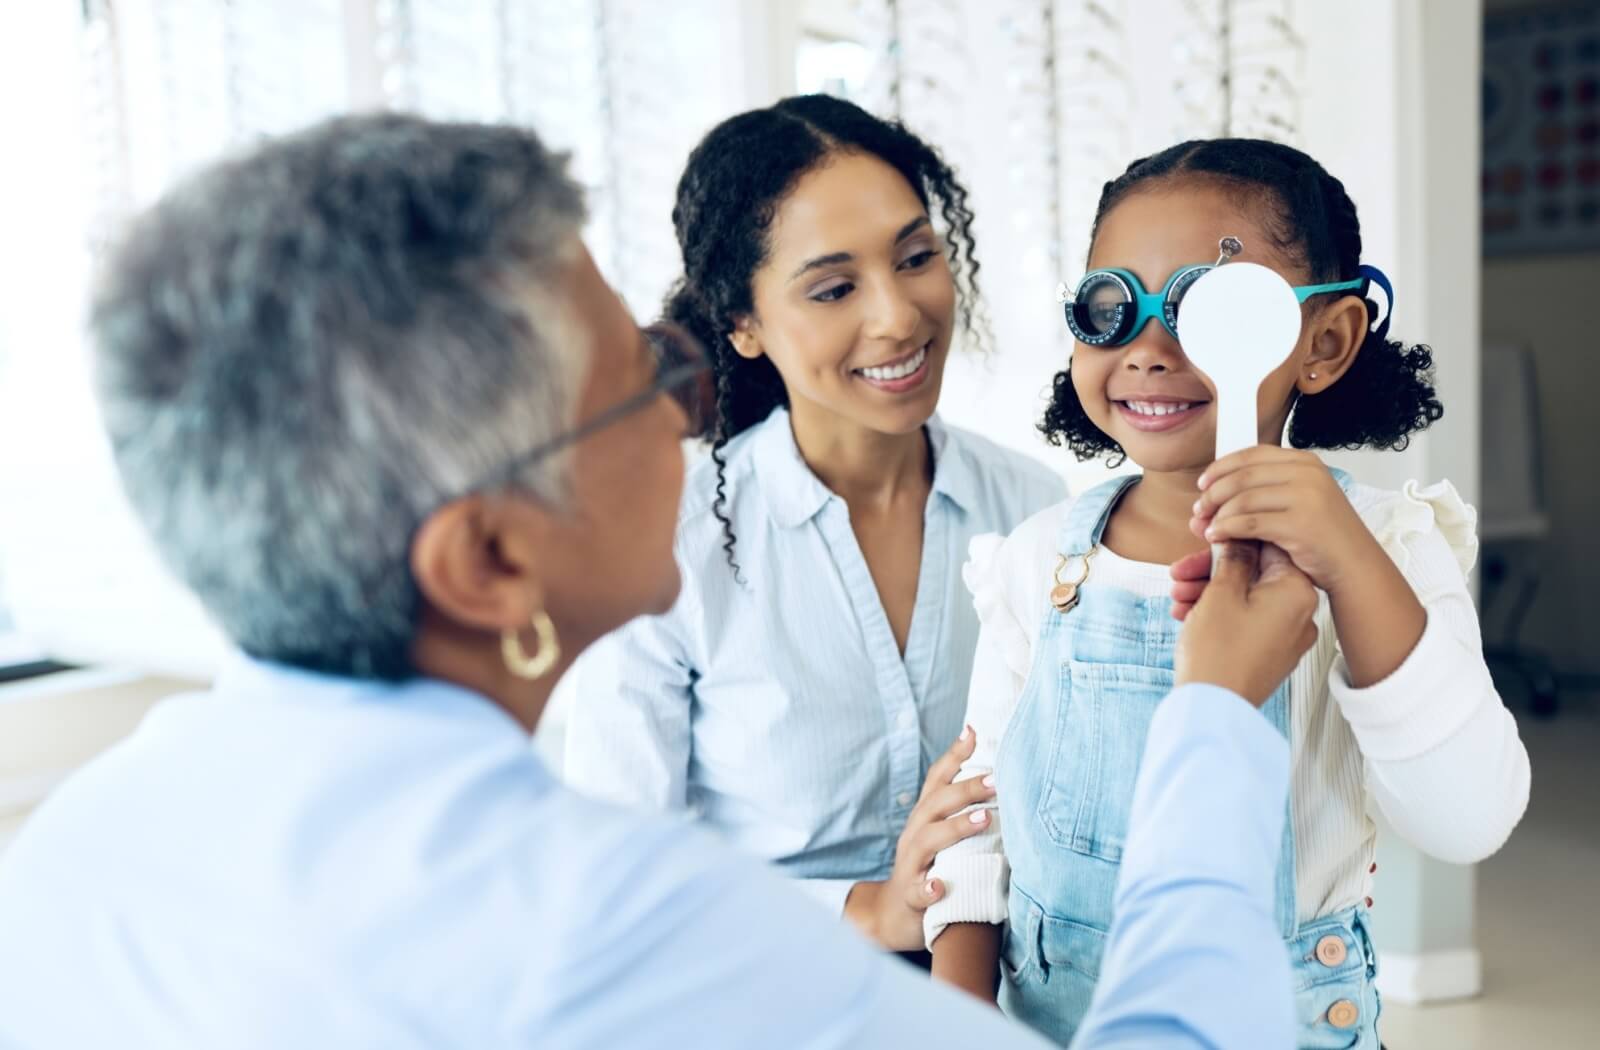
[
  {"xmin": 663, "ymin": 94, "xmax": 989, "ymax": 575},
  {"xmin": 1041, "ymin": 138, "xmax": 1443, "ymax": 463}
]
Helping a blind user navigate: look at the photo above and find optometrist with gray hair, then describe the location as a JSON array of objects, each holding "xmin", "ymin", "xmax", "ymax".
[{"xmin": 0, "ymin": 113, "xmax": 1306, "ymax": 1049}]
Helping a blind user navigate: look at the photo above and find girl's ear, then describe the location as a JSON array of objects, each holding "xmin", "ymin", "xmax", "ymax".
[
  {"xmin": 1298, "ymin": 295, "xmax": 1368, "ymax": 394},
  {"xmin": 728, "ymin": 318, "xmax": 763, "ymax": 361}
]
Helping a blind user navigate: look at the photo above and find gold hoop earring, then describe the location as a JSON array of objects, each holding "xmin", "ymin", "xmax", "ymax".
[{"xmin": 501, "ymin": 611, "xmax": 561, "ymax": 681}]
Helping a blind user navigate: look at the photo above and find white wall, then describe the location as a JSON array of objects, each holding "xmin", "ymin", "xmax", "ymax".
[
  {"xmin": 1301, "ymin": 1, "xmax": 1482, "ymax": 504},
  {"xmin": 1299, "ymin": 0, "xmax": 1487, "ymax": 1002}
]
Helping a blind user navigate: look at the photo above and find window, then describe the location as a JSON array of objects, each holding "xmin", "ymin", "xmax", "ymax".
[
  {"xmin": 0, "ymin": 0, "xmax": 756, "ymax": 683},
  {"xmin": 0, "ymin": 548, "xmax": 56, "ymax": 681}
]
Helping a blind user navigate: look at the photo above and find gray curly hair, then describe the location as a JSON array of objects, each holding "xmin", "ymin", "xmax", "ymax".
[{"xmin": 91, "ymin": 113, "xmax": 589, "ymax": 680}]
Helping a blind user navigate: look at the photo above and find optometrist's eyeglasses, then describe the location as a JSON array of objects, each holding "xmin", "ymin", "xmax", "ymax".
[{"xmin": 459, "ymin": 321, "xmax": 714, "ymax": 497}]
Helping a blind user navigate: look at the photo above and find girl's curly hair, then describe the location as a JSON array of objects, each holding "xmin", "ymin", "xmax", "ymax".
[{"xmin": 1042, "ymin": 138, "xmax": 1442, "ymax": 463}]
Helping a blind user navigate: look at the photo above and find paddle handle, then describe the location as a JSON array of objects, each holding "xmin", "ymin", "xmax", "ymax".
[{"xmin": 1209, "ymin": 390, "xmax": 1262, "ymax": 571}]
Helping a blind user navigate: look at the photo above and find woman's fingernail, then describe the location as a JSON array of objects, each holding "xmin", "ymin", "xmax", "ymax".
[
  {"xmin": 1205, "ymin": 527, "xmax": 1218, "ymax": 540},
  {"xmin": 1192, "ymin": 499, "xmax": 1203, "ymax": 514},
  {"xmin": 982, "ymin": 774, "xmax": 996, "ymax": 789},
  {"xmin": 961, "ymin": 724, "xmax": 973, "ymax": 741},
  {"xmin": 970, "ymin": 810, "xmax": 989, "ymax": 824}
]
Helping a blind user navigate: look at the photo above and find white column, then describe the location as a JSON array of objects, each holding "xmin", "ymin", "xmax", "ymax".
[{"xmin": 1305, "ymin": 0, "xmax": 1487, "ymax": 1003}]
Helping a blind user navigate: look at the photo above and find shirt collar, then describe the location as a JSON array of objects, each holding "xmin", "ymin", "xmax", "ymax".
[
  {"xmin": 752, "ymin": 408, "xmax": 832, "ymax": 528},
  {"xmin": 214, "ymin": 651, "xmax": 543, "ymax": 749},
  {"xmin": 752, "ymin": 407, "xmax": 978, "ymax": 529},
  {"xmin": 925, "ymin": 417, "xmax": 980, "ymax": 516}
]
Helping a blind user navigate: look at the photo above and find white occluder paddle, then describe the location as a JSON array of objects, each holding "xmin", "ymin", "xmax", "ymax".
[{"xmin": 1175, "ymin": 253, "xmax": 1304, "ymax": 568}]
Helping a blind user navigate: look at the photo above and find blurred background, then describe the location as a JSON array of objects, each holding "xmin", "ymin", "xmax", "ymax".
[{"xmin": 0, "ymin": 2, "xmax": 1595, "ymax": 1046}]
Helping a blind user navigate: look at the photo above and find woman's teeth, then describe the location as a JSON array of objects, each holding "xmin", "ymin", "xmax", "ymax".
[
  {"xmin": 1122, "ymin": 400, "xmax": 1195, "ymax": 417},
  {"xmin": 858, "ymin": 345, "xmax": 928, "ymax": 381}
]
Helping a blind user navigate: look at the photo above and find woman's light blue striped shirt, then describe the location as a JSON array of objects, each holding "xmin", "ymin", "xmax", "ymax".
[{"xmin": 565, "ymin": 407, "xmax": 1063, "ymax": 913}]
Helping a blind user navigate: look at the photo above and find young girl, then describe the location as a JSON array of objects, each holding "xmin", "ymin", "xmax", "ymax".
[
  {"xmin": 925, "ymin": 139, "xmax": 1531, "ymax": 1048},
  {"xmin": 564, "ymin": 95, "xmax": 1063, "ymax": 954}
]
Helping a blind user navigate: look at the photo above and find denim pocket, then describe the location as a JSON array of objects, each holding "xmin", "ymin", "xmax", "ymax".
[
  {"xmin": 999, "ymin": 920, "xmax": 1034, "ymax": 985},
  {"xmin": 1037, "ymin": 660, "xmax": 1174, "ymax": 862},
  {"xmin": 1001, "ymin": 912, "xmax": 1107, "ymax": 1046}
]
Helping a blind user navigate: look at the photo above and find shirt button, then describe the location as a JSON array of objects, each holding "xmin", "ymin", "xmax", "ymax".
[
  {"xmin": 897, "ymin": 791, "xmax": 914, "ymax": 807},
  {"xmin": 1326, "ymin": 999, "xmax": 1359, "ymax": 1029},
  {"xmin": 1315, "ymin": 935, "xmax": 1348, "ymax": 967},
  {"xmin": 897, "ymin": 711, "xmax": 916, "ymax": 731}
]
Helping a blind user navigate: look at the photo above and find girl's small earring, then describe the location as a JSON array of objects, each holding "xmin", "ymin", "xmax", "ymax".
[{"xmin": 1308, "ymin": 371, "xmax": 1319, "ymax": 380}]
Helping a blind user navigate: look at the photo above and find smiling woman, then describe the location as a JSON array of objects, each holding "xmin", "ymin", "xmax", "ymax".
[{"xmin": 564, "ymin": 94, "xmax": 1064, "ymax": 957}]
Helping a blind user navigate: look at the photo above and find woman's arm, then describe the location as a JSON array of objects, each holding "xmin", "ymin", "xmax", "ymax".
[
  {"xmin": 840, "ymin": 728, "xmax": 999, "ymax": 951},
  {"xmin": 564, "ymin": 614, "xmax": 694, "ymax": 810}
]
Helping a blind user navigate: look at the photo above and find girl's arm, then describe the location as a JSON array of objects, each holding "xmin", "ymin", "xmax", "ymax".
[
  {"xmin": 1193, "ymin": 447, "xmax": 1427, "ymax": 686},
  {"xmin": 1323, "ymin": 542, "xmax": 1426, "ymax": 688},
  {"xmin": 1192, "ymin": 455, "xmax": 1531, "ymax": 864},
  {"xmin": 1328, "ymin": 518, "xmax": 1530, "ymax": 863},
  {"xmin": 923, "ymin": 530, "xmax": 1046, "ymax": 994},
  {"xmin": 932, "ymin": 922, "xmax": 1002, "ymax": 1002}
]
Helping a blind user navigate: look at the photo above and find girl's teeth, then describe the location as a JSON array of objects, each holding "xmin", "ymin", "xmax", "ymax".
[
  {"xmin": 1125, "ymin": 401, "xmax": 1194, "ymax": 417},
  {"xmin": 860, "ymin": 346, "xmax": 927, "ymax": 381}
]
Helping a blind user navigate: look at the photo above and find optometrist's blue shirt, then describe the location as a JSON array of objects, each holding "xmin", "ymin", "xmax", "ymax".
[
  {"xmin": 565, "ymin": 407, "xmax": 1065, "ymax": 916},
  {"xmin": 0, "ymin": 657, "xmax": 1292, "ymax": 1049}
]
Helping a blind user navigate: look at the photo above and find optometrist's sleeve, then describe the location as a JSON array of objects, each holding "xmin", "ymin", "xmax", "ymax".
[
  {"xmin": 541, "ymin": 788, "xmax": 1059, "ymax": 1050},
  {"xmin": 788, "ymin": 877, "xmax": 863, "ymax": 918},
  {"xmin": 1336, "ymin": 481, "xmax": 1530, "ymax": 865},
  {"xmin": 1071, "ymin": 684, "xmax": 1296, "ymax": 1050},
  {"xmin": 565, "ymin": 609, "xmax": 694, "ymax": 812}
]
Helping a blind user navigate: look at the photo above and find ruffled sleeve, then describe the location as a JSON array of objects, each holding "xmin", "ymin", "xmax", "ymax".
[{"xmin": 1358, "ymin": 478, "xmax": 1479, "ymax": 583}]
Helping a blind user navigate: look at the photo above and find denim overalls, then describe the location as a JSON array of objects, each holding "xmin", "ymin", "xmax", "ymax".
[{"xmin": 995, "ymin": 474, "xmax": 1382, "ymax": 1049}]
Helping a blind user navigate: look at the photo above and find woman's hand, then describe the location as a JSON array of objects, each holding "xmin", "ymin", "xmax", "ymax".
[
  {"xmin": 1190, "ymin": 446, "xmax": 1381, "ymax": 597},
  {"xmin": 844, "ymin": 726, "xmax": 998, "ymax": 952}
]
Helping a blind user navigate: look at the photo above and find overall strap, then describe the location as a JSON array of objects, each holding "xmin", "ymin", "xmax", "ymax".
[{"xmin": 1057, "ymin": 475, "xmax": 1140, "ymax": 556}]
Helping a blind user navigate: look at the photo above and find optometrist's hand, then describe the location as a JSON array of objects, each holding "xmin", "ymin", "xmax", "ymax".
[
  {"xmin": 1175, "ymin": 540, "xmax": 1319, "ymax": 706},
  {"xmin": 843, "ymin": 727, "xmax": 997, "ymax": 952},
  {"xmin": 1184, "ymin": 446, "xmax": 1381, "ymax": 600}
]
